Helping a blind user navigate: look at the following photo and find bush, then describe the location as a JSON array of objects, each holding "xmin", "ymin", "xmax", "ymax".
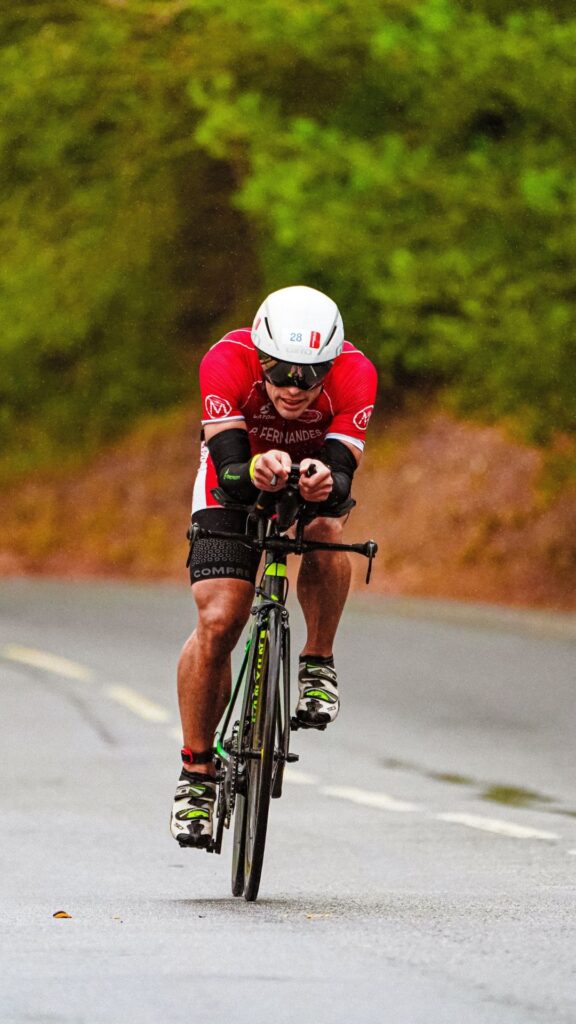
[
  {"xmin": 187, "ymin": 0, "xmax": 576, "ymax": 439},
  {"xmin": 1, "ymin": 0, "xmax": 575, "ymax": 473}
]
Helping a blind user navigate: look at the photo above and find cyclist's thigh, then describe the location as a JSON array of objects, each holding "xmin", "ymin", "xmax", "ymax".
[
  {"xmin": 189, "ymin": 507, "xmax": 258, "ymax": 636},
  {"xmin": 189, "ymin": 507, "xmax": 261, "ymax": 588}
]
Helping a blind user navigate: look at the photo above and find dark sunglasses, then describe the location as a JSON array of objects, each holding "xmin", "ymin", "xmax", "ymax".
[{"xmin": 259, "ymin": 357, "xmax": 334, "ymax": 391}]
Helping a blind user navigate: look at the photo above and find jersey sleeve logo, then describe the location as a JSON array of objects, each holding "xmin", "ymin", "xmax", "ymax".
[
  {"xmin": 205, "ymin": 395, "xmax": 233, "ymax": 418},
  {"xmin": 353, "ymin": 405, "xmax": 374, "ymax": 430}
]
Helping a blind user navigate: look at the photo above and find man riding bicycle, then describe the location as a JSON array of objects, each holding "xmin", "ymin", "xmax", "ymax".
[{"xmin": 171, "ymin": 285, "xmax": 377, "ymax": 848}]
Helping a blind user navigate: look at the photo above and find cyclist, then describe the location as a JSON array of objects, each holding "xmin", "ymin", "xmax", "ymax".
[{"xmin": 171, "ymin": 285, "xmax": 377, "ymax": 848}]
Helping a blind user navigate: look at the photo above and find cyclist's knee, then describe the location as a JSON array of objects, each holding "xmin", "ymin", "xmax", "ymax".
[
  {"xmin": 193, "ymin": 579, "xmax": 253, "ymax": 652},
  {"xmin": 303, "ymin": 516, "xmax": 345, "ymax": 543}
]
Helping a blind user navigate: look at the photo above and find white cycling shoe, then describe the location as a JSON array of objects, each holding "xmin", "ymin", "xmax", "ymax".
[
  {"xmin": 295, "ymin": 659, "xmax": 339, "ymax": 730},
  {"xmin": 170, "ymin": 769, "xmax": 217, "ymax": 849}
]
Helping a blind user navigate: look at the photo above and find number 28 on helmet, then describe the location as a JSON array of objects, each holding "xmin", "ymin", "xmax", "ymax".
[{"xmin": 252, "ymin": 285, "xmax": 344, "ymax": 391}]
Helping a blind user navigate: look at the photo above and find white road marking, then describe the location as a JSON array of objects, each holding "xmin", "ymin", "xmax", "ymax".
[
  {"xmin": 2, "ymin": 644, "xmax": 94, "ymax": 681},
  {"xmin": 323, "ymin": 785, "xmax": 420, "ymax": 813},
  {"xmin": 106, "ymin": 685, "xmax": 171, "ymax": 724},
  {"xmin": 284, "ymin": 769, "xmax": 319, "ymax": 786},
  {"xmin": 567, "ymin": 850, "xmax": 576, "ymax": 856},
  {"xmin": 437, "ymin": 812, "xmax": 559, "ymax": 841},
  {"xmin": 2, "ymin": 645, "xmax": 570, "ymax": 849}
]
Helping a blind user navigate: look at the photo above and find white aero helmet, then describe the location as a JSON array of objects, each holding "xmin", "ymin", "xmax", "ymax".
[{"xmin": 252, "ymin": 285, "xmax": 344, "ymax": 390}]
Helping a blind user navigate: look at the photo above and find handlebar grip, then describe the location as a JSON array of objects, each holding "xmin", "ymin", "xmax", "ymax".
[
  {"xmin": 254, "ymin": 489, "xmax": 277, "ymax": 512},
  {"xmin": 256, "ymin": 461, "xmax": 315, "ymax": 496},
  {"xmin": 346, "ymin": 540, "xmax": 378, "ymax": 556},
  {"xmin": 253, "ymin": 460, "xmax": 320, "ymax": 521}
]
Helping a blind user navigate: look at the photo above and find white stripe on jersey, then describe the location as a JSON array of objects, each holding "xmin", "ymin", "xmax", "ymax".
[
  {"xmin": 192, "ymin": 443, "xmax": 209, "ymax": 513},
  {"xmin": 208, "ymin": 331, "xmax": 253, "ymax": 352},
  {"xmin": 325, "ymin": 432, "xmax": 365, "ymax": 452},
  {"xmin": 201, "ymin": 415, "xmax": 246, "ymax": 426},
  {"xmin": 322, "ymin": 387, "xmax": 335, "ymax": 415},
  {"xmin": 239, "ymin": 382, "xmax": 259, "ymax": 409}
]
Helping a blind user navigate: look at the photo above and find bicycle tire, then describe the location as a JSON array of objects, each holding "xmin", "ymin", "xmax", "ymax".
[
  {"xmin": 271, "ymin": 703, "xmax": 285, "ymax": 799},
  {"xmin": 272, "ymin": 617, "xmax": 290, "ymax": 800},
  {"xmin": 243, "ymin": 609, "xmax": 282, "ymax": 902},
  {"xmin": 231, "ymin": 791, "xmax": 247, "ymax": 896}
]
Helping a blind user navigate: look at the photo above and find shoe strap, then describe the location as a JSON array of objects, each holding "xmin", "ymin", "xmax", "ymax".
[
  {"xmin": 177, "ymin": 771, "xmax": 217, "ymax": 795},
  {"xmin": 299, "ymin": 663, "xmax": 337, "ymax": 685}
]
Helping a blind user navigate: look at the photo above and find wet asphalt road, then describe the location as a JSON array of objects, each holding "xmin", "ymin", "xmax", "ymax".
[{"xmin": 1, "ymin": 578, "xmax": 575, "ymax": 1024}]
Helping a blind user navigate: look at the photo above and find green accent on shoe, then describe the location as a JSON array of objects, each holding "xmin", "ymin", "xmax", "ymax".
[
  {"xmin": 303, "ymin": 688, "xmax": 337, "ymax": 702},
  {"xmin": 178, "ymin": 808, "xmax": 210, "ymax": 821}
]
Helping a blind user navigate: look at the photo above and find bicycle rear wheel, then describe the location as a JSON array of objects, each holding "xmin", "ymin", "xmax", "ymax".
[{"xmin": 243, "ymin": 610, "xmax": 282, "ymax": 902}]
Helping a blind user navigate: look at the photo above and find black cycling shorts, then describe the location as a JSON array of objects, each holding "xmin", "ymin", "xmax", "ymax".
[{"xmin": 188, "ymin": 508, "xmax": 262, "ymax": 587}]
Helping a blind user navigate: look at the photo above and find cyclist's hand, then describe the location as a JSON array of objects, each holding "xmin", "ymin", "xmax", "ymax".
[
  {"xmin": 299, "ymin": 459, "xmax": 333, "ymax": 502},
  {"xmin": 252, "ymin": 450, "xmax": 291, "ymax": 492}
]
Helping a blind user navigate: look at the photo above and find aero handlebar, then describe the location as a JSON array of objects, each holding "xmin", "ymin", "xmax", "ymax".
[{"xmin": 188, "ymin": 461, "xmax": 378, "ymax": 583}]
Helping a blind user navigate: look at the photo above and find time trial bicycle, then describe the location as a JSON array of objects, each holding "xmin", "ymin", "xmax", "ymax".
[{"xmin": 186, "ymin": 463, "xmax": 377, "ymax": 901}]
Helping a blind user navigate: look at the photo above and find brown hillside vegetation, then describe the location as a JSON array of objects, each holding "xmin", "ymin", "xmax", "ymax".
[{"xmin": 1, "ymin": 409, "xmax": 575, "ymax": 611}]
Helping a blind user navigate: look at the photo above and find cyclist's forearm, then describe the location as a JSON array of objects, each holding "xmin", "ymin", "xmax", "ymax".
[
  {"xmin": 206, "ymin": 428, "xmax": 258, "ymax": 502},
  {"xmin": 319, "ymin": 439, "xmax": 358, "ymax": 501}
]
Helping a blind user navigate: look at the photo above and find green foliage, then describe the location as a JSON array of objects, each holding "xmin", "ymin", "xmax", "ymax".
[
  {"xmin": 0, "ymin": 1, "xmax": 255, "ymax": 470},
  {"xmin": 185, "ymin": 0, "xmax": 576, "ymax": 439},
  {"xmin": 1, "ymin": 0, "xmax": 575, "ymax": 475}
]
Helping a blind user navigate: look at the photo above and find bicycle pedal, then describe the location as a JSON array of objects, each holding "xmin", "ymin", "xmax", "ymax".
[
  {"xmin": 286, "ymin": 752, "xmax": 299, "ymax": 762},
  {"xmin": 177, "ymin": 835, "xmax": 212, "ymax": 851},
  {"xmin": 290, "ymin": 715, "xmax": 327, "ymax": 732}
]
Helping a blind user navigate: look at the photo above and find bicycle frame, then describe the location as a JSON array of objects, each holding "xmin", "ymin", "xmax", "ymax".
[
  {"xmin": 192, "ymin": 466, "xmax": 378, "ymax": 862},
  {"xmin": 212, "ymin": 535, "xmax": 292, "ymax": 854}
]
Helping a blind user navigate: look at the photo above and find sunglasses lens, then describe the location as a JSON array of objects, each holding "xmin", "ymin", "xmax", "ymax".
[{"xmin": 261, "ymin": 359, "xmax": 333, "ymax": 390}]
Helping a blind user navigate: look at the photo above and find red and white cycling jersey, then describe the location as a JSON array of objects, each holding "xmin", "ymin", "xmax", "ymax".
[{"xmin": 193, "ymin": 328, "xmax": 377, "ymax": 511}]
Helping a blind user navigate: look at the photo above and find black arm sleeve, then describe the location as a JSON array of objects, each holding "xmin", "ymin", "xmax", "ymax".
[
  {"xmin": 318, "ymin": 438, "xmax": 358, "ymax": 502},
  {"xmin": 206, "ymin": 429, "xmax": 258, "ymax": 503}
]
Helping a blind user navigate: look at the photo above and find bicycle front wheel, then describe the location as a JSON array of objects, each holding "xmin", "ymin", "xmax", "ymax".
[
  {"xmin": 231, "ymin": 791, "xmax": 247, "ymax": 897},
  {"xmin": 243, "ymin": 609, "xmax": 282, "ymax": 902}
]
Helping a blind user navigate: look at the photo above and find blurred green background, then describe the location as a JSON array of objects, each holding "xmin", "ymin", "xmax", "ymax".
[{"xmin": 2, "ymin": 0, "xmax": 575, "ymax": 480}]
